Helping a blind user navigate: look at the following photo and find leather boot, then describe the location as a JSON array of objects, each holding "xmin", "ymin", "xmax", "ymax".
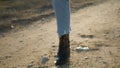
[{"xmin": 55, "ymin": 34, "xmax": 70, "ymax": 65}]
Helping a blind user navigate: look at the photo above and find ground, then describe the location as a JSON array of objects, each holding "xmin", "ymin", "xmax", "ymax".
[{"xmin": 0, "ymin": 0, "xmax": 120, "ymax": 68}]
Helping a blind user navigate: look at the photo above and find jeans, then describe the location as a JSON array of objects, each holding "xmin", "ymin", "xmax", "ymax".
[{"xmin": 52, "ymin": 0, "xmax": 71, "ymax": 37}]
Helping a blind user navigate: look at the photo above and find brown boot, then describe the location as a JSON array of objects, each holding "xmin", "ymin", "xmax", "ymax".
[{"xmin": 55, "ymin": 34, "xmax": 70, "ymax": 65}]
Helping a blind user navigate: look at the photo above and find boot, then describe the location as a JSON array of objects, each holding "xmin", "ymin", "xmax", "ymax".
[{"xmin": 55, "ymin": 34, "xmax": 70, "ymax": 65}]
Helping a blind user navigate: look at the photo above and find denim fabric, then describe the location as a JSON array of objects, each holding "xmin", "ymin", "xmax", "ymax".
[{"xmin": 52, "ymin": 0, "xmax": 71, "ymax": 37}]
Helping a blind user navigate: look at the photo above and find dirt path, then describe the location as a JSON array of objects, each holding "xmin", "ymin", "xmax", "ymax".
[{"xmin": 0, "ymin": 0, "xmax": 120, "ymax": 68}]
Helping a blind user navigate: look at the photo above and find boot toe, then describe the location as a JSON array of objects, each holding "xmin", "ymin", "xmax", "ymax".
[{"xmin": 55, "ymin": 58, "xmax": 68, "ymax": 65}]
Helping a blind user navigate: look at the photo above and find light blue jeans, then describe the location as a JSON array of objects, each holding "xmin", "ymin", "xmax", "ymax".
[{"xmin": 52, "ymin": 0, "xmax": 71, "ymax": 37}]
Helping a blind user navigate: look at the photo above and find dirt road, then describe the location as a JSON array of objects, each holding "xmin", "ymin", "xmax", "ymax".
[{"xmin": 0, "ymin": 0, "xmax": 120, "ymax": 68}]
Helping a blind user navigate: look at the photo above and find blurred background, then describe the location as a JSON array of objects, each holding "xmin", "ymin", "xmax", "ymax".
[{"xmin": 0, "ymin": 0, "xmax": 104, "ymax": 29}]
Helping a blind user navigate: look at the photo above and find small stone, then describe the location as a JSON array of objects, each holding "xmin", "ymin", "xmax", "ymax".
[
  {"xmin": 52, "ymin": 45, "xmax": 56, "ymax": 48},
  {"xmin": 31, "ymin": 60, "xmax": 34, "ymax": 64},
  {"xmin": 41, "ymin": 57, "xmax": 49, "ymax": 64},
  {"xmin": 19, "ymin": 40, "xmax": 23, "ymax": 43},
  {"xmin": 41, "ymin": 18, "xmax": 45, "ymax": 21},
  {"xmin": 76, "ymin": 46, "xmax": 90, "ymax": 52},
  {"xmin": 11, "ymin": 25, "xmax": 14, "ymax": 29},
  {"xmin": 27, "ymin": 64, "xmax": 33, "ymax": 68},
  {"xmin": 84, "ymin": 57, "xmax": 89, "ymax": 59},
  {"xmin": 83, "ymin": 47, "xmax": 89, "ymax": 50},
  {"xmin": 52, "ymin": 42, "xmax": 56, "ymax": 48}
]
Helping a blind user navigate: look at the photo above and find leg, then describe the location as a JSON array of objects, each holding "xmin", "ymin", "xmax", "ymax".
[
  {"xmin": 52, "ymin": 0, "xmax": 71, "ymax": 37},
  {"xmin": 52, "ymin": 0, "xmax": 71, "ymax": 65}
]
